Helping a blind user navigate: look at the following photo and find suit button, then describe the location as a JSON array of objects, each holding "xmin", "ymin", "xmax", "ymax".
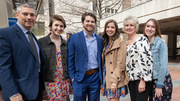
[
  {"xmin": 111, "ymin": 72, "xmax": 113, "ymax": 74},
  {"xmin": 110, "ymin": 62, "xmax": 112, "ymax": 64}
]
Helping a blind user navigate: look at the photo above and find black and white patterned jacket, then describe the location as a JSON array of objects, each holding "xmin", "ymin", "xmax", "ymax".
[{"xmin": 126, "ymin": 36, "xmax": 153, "ymax": 81}]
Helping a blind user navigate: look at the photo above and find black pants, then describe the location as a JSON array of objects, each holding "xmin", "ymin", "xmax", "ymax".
[{"xmin": 128, "ymin": 80, "xmax": 152, "ymax": 101}]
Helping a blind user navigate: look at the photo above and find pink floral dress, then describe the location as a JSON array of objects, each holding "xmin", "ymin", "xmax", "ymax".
[{"xmin": 43, "ymin": 49, "xmax": 72, "ymax": 101}]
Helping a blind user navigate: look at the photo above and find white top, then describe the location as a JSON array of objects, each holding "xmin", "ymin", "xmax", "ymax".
[{"xmin": 126, "ymin": 36, "xmax": 153, "ymax": 81}]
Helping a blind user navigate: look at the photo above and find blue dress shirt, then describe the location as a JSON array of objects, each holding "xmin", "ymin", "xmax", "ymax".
[{"xmin": 83, "ymin": 30, "xmax": 98, "ymax": 71}]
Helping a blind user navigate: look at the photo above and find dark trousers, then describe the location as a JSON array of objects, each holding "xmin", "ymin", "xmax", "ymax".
[
  {"xmin": 72, "ymin": 71, "xmax": 100, "ymax": 101},
  {"xmin": 148, "ymin": 80, "xmax": 154, "ymax": 101},
  {"xmin": 128, "ymin": 80, "xmax": 152, "ymax": 101}
]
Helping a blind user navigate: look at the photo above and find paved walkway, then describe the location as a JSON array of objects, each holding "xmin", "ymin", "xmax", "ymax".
[
  {"xmin": 0, "ymin": 63, "xmax": 180, "ymax": 101},
  {"xmin": 119, "ymin": 63, "xmax": 180, "ymax": 101},
  {"xmin": 71, "ymin": 63, "xmax": 180, "ymax": 101}
]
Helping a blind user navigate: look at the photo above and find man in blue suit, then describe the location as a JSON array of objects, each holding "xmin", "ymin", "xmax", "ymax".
[
  {"xmin": 0, "ymin": 3, "xmax": 45, "ymax": 101},
  {"xmin": 68, "ymin": 12, "xmax": 103, "ymax": 101}
]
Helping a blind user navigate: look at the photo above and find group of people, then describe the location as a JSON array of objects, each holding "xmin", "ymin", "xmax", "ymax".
[{"xmin": 0, "ymin": 3, "xmax": 173, "ymax": 101}]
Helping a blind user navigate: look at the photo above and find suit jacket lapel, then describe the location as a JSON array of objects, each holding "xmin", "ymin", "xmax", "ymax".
[
  {"xmin": 14, "ymin": 24, "xmax": 36, "ymax": 57},
  {"xmin": 79, "ymin": 31, "xmax": 88, "ymax": 55},
  {"xmin": 96, "ymin": 35, "xmax": 103, "ymax": 62}
]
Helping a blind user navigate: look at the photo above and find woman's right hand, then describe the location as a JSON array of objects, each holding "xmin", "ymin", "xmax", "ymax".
[
  {"xmin": 138, "ymin": 79, "xmax": 146, "ymax": 93},
  {"xmin": 111, "ymin": 83, "xmax": 117, "ymax": 94},
  {"xmin": 155, "ymin": 87, "xmax": 163, "ymax": 98},
  {"xmin": 111, "ymin": 88, "xmax": 116, "ymax": 94}
]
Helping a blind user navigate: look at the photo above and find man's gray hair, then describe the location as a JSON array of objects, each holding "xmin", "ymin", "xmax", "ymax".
[{"xmin": 16, "ymin": 3, "xmax": 34, "ymax": 13}]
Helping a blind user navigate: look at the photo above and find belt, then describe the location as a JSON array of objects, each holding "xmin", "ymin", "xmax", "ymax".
[{"xmin": 85, "ymin": 68, "xmax": 99, "ymax": 75}]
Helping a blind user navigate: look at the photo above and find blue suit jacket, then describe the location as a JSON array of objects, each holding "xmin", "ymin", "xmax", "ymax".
[
  {"xmin": 68, "ymin": 31, "xmax": 103, "ymax": 83},
  {"xmin": 0, "ymin": 24, "xmax": 46, "ymax": 100}
]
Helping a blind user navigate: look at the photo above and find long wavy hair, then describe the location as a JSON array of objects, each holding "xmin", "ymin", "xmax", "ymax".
[
  {"xmin": 102, "ymin": 19, "xmax": 120, "ymax": 47},
  {"xmin": 143, "ymin": 18, "xmax": 162, "ymax": 38}
]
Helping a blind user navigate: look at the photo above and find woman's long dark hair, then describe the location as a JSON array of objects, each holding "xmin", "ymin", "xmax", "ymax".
[{"xmin": 102, "ymin": 19, "xmax": 120, "ymax": 47}]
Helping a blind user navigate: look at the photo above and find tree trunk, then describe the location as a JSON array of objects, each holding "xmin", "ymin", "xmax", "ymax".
[{"xmin": 48, "ymin": 0, "xmax": 55, "ymax": 17}]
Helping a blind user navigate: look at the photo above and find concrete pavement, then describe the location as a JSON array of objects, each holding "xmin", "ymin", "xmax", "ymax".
[
  {"xmin": 120, "ymin": 63, "xmax": 180, "ymax": 101},
  {"xmin": 69, "ymin": 62, "xmax": 180, "ymax": 101},
  {"xmin": 1, "ymin": 63, "xmax": 180, "ymax": 101}
]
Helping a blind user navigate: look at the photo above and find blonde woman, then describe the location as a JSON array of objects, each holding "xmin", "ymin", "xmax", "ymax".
[{"xmin": 123, "ymin": 16, "xmax": 153, "ymax": 101}]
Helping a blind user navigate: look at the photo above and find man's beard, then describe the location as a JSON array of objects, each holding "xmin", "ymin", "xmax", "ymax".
[{"xmin": 84, "ymin": 26, "xmax": 94, "ymax": 33}]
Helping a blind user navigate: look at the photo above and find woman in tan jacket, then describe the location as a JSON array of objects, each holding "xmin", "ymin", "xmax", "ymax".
[{"xmin": 101, "ymin": 19, "xmax": 129, "ymax": 101}]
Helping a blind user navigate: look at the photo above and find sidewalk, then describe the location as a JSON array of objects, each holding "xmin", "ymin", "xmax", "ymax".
[
  {"xmin": 119, "ymin": 63, "xmax": 180, "ymax": 101},
  {"xmin": 0, "ymin": 63, "xmax": 180, "ymax": 101},
  {"xmin": 66, "ymin": 63, "xmax": 180, "ymax": 101}
]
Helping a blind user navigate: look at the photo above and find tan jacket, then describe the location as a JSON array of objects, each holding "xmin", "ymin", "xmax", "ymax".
[{"xmin": 102, "ymin": 37, "xmax": 129, "ymax": 89}]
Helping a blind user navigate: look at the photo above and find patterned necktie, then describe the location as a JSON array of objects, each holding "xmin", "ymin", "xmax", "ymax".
[{"xmin": 27, "ymin": 31, "xmax": 39, "ymax": 65}]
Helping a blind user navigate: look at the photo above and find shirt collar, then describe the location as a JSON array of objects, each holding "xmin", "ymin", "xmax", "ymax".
[
  {"xmin": 16, "ymin": 22, "xmax": 29, "ymax": 33},
  {"xmin": 83, "ymin": 30, "xmax": 96, "ymax": 38},
  {"xmin": 152, "ymin": 36, "xmax": 161, "ymax": 45},
  {"xmin": 47, "ymin": 34, "xmax": 66, "ymax": 45}
]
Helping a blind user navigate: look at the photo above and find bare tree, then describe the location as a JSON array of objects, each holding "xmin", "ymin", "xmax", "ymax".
[
  {"xmin": 55, "ymin": 0, "xmax": 123, "ymax": 19},
  {"xmin": 48, "ymin": 0, "xmax": 55, "ymax": 16},
  {"xmin": 93, "ymin": 0, "xmax": 123, "ymax": 19},
  {"xmin": 92, "ymin": 0, "xmax": 124, "ymax": 32},
  {"xmin": 46, "ymin": 0, "xmax": 124, "ymax": 33}
]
